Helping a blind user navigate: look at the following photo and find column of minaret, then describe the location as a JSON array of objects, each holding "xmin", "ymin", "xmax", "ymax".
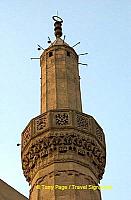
[{"xmin": 21, "ymin": 16, "xmax": 106, "ymax": 200}]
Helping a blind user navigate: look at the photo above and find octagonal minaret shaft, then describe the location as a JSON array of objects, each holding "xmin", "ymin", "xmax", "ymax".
[{"xmin": 40, "ymin": 16, "xmax": 82, "ymax": 113}]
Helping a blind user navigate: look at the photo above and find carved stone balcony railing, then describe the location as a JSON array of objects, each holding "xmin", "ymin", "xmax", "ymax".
[
  {"xmin": 21, "ymin": 109, "xmax": 105, "ymax": 152},
  {"xmin": 21, "ymin": 109, "xmax": 106, "ymax": 183}
]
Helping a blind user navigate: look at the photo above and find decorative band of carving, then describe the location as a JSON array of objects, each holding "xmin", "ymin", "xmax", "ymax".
[
  {"xmin": 21, "ymin": 110, "xmax": 105, "ymax": 151},
  {"xmin": 76, "ymin": 113, "xmax": 92, "ymax": 132},
  {"xmin": 22, "ymin": 133, "xmax": 106, "ymax": 183},
  {"xmin": 22, "ymin": 124, "xmax": 31, "ymax": 149},
  {"xmin": 94, "ymin": 122, "xmax": 104, "ymax": 142},
  {"xmin": 55, "ymin": 113, "xmax": 69, "ymax": 125},
  {"xmin": 35, "ymin": 114, "xmax": 47, "ymax": 133}
]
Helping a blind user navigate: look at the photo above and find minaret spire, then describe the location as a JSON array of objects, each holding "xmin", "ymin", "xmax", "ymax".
[{"xmin": 52, "ymin": 15, "xmax": 63, "ymax": 38}]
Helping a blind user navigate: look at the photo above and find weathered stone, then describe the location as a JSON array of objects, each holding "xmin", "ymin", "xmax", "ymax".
[{"xmin": 21, "ymin": 19, "xmax": 106, "ymax": 200}]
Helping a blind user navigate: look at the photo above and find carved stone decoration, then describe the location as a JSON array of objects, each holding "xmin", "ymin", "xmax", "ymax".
[
  {"xmin": 96, "ymin": 126, "xmax": 103, "ymax": 142},
  {"xmin": 21, "ymin": 109, "xmax": 106, "ymax": 186},
  {"xmin": 35, "ymin": 115, "xmax": 47, "ymax": 133},
  {"xmin": 93, "ymin": 121, "xmax": 104, "ymax": 143},
  {"xmin": 21, "ymin": 110, "xmax": 106, "ymax": 152},
  {"xmin": 76, "ymin": 114, "xmax": 92, "ymax": 133},
  {"xmin": 55, "ymin": 113, "xmax": 69, "ymax": 125},
  {"xmin": 22, "ymin": 125, "xmax": 31, "ymax": 149},
  {"xmin": 21, "ymin": 132, "xmax": 106, "ymax": 183}
]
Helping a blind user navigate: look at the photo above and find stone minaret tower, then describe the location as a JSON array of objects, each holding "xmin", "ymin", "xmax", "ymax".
[{"xmin": 21, "ymin": 16, "xmax": 106, "ymax": 200}]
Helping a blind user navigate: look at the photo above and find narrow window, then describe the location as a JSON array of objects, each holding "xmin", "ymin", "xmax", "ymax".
[
  {"xmin": 49, "ymin": 51, "xmax": 53, "ymax": 57},
  {"xmin": 67, "ymin": 51, "xmax": 70, "ymax": 57}
]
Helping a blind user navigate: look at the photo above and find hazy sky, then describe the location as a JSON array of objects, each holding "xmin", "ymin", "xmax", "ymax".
[{"xmin": 0, "ymin": 1, "xmax": 131, "ymax": 199}]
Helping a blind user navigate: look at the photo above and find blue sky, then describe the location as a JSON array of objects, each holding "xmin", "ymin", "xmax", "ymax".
[{"xmin": 0, "ymin": 1, "xmax": 130, "ymax": 199}]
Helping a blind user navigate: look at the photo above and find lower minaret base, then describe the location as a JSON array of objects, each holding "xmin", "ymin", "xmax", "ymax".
[{"xmin": 29, "ymin": 162, "xmax": 101, "ymax": 200}]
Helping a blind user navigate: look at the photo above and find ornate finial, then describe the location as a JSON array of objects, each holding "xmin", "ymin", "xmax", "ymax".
[{"xmin": 52, "ymin": 16, "xmax": 63, "ymax": 38}]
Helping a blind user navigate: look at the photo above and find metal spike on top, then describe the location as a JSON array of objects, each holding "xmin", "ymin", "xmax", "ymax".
[{"xmin": 52, "ymin": 15, "xmax": 63, "ymax": 38}]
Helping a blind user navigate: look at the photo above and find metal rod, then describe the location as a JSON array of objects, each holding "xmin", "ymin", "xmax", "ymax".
[
  {"xmin": 79, "ymin": 53, "xmax": 88, "ymax": 56},
  {"xmin": 37, "ymin": 44, "xmax": 44, "ymax": 50},
  {"xmin": 78, "ymin": 63, "xmax": 88, "ymax": 66},
  {"xmin": 30, "ymin": 58, "xmax": 40, "ymax": 60},
  {"xmin": 72, "ymin": 42, "xmax": 80, "ymax": 48}
]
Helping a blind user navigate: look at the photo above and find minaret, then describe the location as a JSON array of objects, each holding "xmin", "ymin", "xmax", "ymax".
[{"xmin": 21, "ymin": 16, "xmax": 106, "ymax": 200}]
